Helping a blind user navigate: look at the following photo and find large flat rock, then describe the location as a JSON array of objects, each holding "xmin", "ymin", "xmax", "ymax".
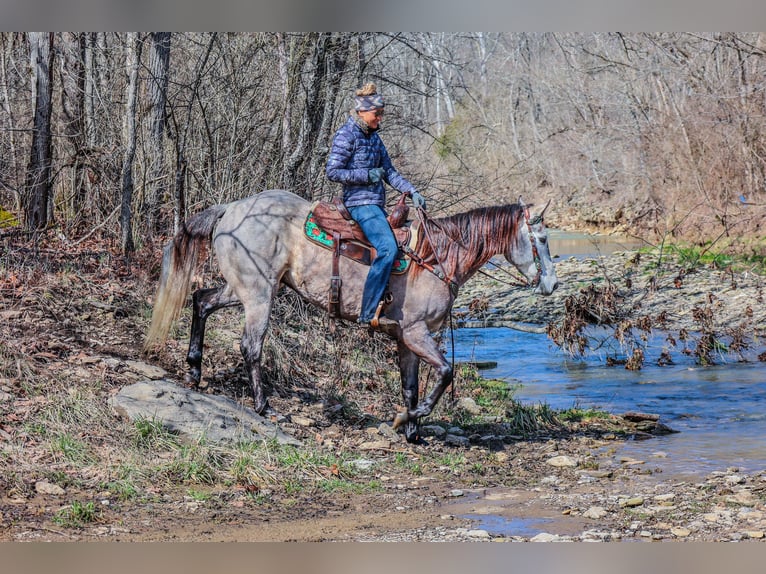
[{"xmin": 109, "ymin": 380, "xmax": 301, "ymax": 446}]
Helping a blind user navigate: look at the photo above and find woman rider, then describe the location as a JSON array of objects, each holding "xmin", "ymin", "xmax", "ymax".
[{"xmin": 326, "ymin": 83, "xmax": 426, "ymax": 329}]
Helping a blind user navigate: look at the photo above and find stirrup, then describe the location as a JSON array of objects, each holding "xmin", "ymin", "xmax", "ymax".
[
  {"xmin": 370, "ymin": 299, "xmax": 386, "ymax": 329},
  {"xmin": 369, "ymin": 293, "xmax": 394, "ymax": 329}
]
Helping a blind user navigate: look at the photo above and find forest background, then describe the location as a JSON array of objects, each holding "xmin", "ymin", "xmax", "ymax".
[{"xmin": 1, "ymin": 32, "xmax": 764, "ymax": 254}]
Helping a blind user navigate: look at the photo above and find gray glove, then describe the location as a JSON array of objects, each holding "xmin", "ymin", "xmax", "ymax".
[
  {"xmin": 368, "ymin": 167, "xmax": 385, "ymax": 183},
  {"xmin": 410, "ymin": 190, "xmax": 427, "ymax": 210}
]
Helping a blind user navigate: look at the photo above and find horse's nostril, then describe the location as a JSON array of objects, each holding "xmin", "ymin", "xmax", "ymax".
[{"xmin": 552, "ymin": 281, "xmax": 560, "ymax": 292}]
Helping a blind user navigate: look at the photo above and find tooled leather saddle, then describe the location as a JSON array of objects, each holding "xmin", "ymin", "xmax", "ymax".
[{"xmin": 303, "ymin": 194, "xmax": 418, "ymax": 318}]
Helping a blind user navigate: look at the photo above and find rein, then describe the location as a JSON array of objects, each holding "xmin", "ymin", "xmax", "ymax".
[{"xmin": 402, "ymin": 207, "xmax": 460, "ymax": 297}]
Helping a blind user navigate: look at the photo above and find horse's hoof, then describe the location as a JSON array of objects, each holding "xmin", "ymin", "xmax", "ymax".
[
  {"xmin": 184, "ymin": 372, "xmax": 201, "ymax": 386},
  {"xmin": 392, "ymin": 411, "xmax": 409, "ymax": 430}
]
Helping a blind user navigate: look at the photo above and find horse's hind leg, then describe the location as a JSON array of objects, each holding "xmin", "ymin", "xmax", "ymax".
[
  {"xmin": 186, "ymin": 285, "xmax": 241, "ymax": 387},
  {"xmin": 397, "ymin": 341, "xmax": 422, "ymax": 443}
]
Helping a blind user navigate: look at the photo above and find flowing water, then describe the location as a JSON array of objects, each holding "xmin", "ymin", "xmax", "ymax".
[
  {"xmin": 454, "ymin": 327, "xmax": 766, "ymax": 477},
  {"xmin": 454, "ymin": 232, "xmax": 766, "ymax": 478}
]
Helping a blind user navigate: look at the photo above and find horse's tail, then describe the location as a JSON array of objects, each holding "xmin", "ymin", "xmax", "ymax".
[{"xmin": 143, "ymin": 203, "xmax": 229, "ymax": 351}]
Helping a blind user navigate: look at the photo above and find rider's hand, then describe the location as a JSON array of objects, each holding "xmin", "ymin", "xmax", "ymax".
[
  {"xmin": 410, "ymin": 190, "xmax": 427, "ymax": 210},
  {"xmin": 368, "ymin": 167, "xmax": 385, "ymax": 183}
]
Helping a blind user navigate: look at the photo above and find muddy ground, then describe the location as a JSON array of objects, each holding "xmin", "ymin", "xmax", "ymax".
[{"xmin": 1, "ymin": 239, "xmax": 766, "ymax": 542}]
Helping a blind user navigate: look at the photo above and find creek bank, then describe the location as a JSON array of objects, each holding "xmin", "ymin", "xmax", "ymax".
[{"xmin": 455, "ymin": 250, "xmax": 766, "ymax": 336}]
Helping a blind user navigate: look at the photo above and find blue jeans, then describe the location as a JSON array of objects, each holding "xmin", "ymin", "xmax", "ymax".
[{"xmin": 348, "ymin": 204, "xmax": 398, "ymax": 322}]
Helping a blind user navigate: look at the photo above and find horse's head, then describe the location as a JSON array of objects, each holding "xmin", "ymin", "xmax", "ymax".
[{"xmin": 505, "ymin": 198, "xmax": 559, "ymax": 296}]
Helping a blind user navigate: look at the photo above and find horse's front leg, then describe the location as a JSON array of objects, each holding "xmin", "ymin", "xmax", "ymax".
[
  {"xmin": 392, "ymin": 324, "xmax": 453, "ymax": 437},
  {"xmin": 396, "ymin": 341, "xmax": 422, "ymax": 443}
]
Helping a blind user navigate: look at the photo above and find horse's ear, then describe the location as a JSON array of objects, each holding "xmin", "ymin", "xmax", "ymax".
[
  {"xmin": 540, "ymin": 198, "xmax": 551, "ymax": 217},
  {"xmin": 518, "ymin": 196, "xmax": 526, "ymax": 209}
]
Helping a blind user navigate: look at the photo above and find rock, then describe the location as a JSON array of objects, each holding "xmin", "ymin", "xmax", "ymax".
[
  {"xmin": 420, "ymin": 425, "xmax": 447, "ymax": 439},
  {"xmin": 444, "ymin": 434, "xmax": 470, "ymax": 447},
  {"xmin": 745, "ymin": 531, "xmax": 764, "ymax": 539},
  {"xmin": 35, "ymin": 481, "xmax": 65, "ymax": 496},
  {"xmin": 124, "ymin": 360, "xmax": 167, "ymax": 380},
  {"xmin": 530, "ymin": 532, "xmax": 562, "ymax": 542},
  {"xmin": 291, "ymin": 415, "xmax": 314, "ymax": 427},
  {"xmin": 671, "ymin": 527, "xmax": 691, "ymax": 537},
  {"xmin": 358, "ymin": 440, "xmax": 391, "ymax": 451},
  {"xmin": 349, "ymin": 459, "xmax": 376, "ymax": 471},
  {"xmin": 620, "ymin": 497, "xmax": 644, "ymax": 508},
  {"xmin": 622, "ymin": 412, "xmax": 660, "ymax": 422},
  {"xmin": 455, "ymin": 397, "xmax": 482, "ymax": 415},
  {"xmin": 377, "ymin": 422, "xmax": 400, "ymax": 441},
  {"xmin": 583, "ymin": 506, "xmax": 608, "ymax": 519},
  {"xmin": 449, "ymin": 489, "xmax": 464, "ymax": 497},
  {"xmin": 467, "ymin": 529, "xmax": 491, "ymax": 539},
  {"xmin": 547, "ymin": 455, "xmax": 578, "ymax": 468},
  {"xmin": 109, "ymin": 380, "xmax": 301, "ymax": 446},
  {"xmin": 654, "ymin": 493, "xmax": 676, "ymax": 502}
]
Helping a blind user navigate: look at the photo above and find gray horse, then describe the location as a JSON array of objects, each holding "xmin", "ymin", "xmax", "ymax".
[{"xmin": 145, "ymin": 189, "xmax": 559, "ymax": 443}]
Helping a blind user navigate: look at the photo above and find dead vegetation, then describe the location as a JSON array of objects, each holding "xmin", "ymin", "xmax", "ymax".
[{"xmin": 546, "ymin": 246, "xmax": 766, "ymax": 370}]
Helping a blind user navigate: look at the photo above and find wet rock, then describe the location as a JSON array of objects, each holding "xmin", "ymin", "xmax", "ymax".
[
  {"xmin": 109, "ymin": 380, "xmax": 301, "ymax": 446},
  {"xmin": 449, "ymin": 489, "xmax": 464, "ymax": 497}
]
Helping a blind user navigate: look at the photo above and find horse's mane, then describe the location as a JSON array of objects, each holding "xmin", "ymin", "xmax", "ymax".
[{"xmin": 413, "ymin": 204, "xmax": 524, "ymax": 280}]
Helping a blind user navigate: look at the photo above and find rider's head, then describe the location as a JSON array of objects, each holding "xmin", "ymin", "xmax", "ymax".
[{"xmin": 355, "ymin": 83, "xmax": 384, "ymax": 130}]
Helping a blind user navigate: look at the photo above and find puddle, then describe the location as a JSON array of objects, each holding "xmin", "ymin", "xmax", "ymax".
[{"xmin": 461, "ymin": 513, "xmax": 554, "ymax": 537}]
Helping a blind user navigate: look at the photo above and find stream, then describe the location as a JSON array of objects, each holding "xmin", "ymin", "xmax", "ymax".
[{"xmin": 454, "ymin": 231, "xmax": 766, "ymax": 477}]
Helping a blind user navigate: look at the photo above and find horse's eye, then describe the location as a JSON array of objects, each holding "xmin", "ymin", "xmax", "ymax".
[{"xmin": 539, "ymin": 236, "xmax": 547, "ymax": 245}]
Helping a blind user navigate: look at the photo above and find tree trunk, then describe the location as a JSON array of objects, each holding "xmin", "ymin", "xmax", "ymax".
[
  {"xmin": 83, "ymin": 32, "xmax": 96, "ymax": 149},
  {"xmin": 59, "ymin": 32, "xmax": 87, "ymax": 227},
  {"xmin": 1, "ymin": 33, "xmax": 21, "ymax": 214},
  {"xmin": 146, "ymin": 32, "xmax": 171, "ymax": 236},
  {"xmin": 120, "ymin": 32, "xmax": 142, "ymax": 255},
  {"xmin": 24, "ymin": 32, "xmax": 55, "ymax": 231}
]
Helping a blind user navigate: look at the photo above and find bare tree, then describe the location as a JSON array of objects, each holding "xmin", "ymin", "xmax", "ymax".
[
  {"xmin": 23, "ymin": 32, "xmax": 54, "ymax": 231},
  {"xmin": 145, "ymin": 32, "xmax": 171, "ymax": 236},
  {"xmin": 120, "ymin": 32, "xmax": 142, "ymax": 254}
]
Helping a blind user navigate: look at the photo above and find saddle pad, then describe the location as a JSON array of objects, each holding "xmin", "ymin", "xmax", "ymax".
[{"xmin": 304, "ymin": 211, "xmax": 411, "ymax": 274}]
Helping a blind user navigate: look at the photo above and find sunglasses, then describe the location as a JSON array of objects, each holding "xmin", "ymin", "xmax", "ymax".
[{"xmin": 363, "ymin": 109, "xmax": 384, "ymax": 118}]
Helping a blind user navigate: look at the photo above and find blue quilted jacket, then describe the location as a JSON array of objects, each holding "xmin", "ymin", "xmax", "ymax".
[{"xmin": 326, "ymin": 115, "xmax": 416, "ymax": 209}]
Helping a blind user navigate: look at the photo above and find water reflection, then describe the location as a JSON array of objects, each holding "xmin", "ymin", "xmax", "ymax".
[{"xmin": 548, "ymin": 230, "xmax": 644, "ymax": 259}]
